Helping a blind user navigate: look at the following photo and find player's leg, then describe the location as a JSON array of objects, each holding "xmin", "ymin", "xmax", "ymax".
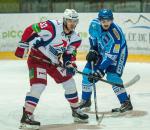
[
  {"xmin": 62, "ymin": 78, "xmax": 89, "ymax": 122},
  {"xmin": 20, "ymin": 84, "xmax": 46, "ymax": 129},
  {"xmin": 80, "ymin": 62, "xmax": 100, "ymax": 110},
  {"xmin": 48, "ymin": 65, "xmax": 89, "ymax": 122},
  {"xmin": 106, "ymin": 47, "xmax": 133, "ymax": 113},
  {"xmin": 20, "ymin": 60, "xmax": 47, "ymax": 129},
  {"xmin": 80, "ymin": 62, "xmax": 93, "ymax": 110},
  {"xmin": 106, "ymin": 73, "xmax": 133, "ymax": 112}
]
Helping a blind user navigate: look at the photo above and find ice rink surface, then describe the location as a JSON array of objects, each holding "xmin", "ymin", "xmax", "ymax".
[{"xmin": 0, "ymin": 60, "xmax": 150, "ymax": 130}]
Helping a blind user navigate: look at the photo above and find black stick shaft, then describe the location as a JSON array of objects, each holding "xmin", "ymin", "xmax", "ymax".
[
  {"xmin": 76, "ymin": 70, "xmax": 124, "ymax": 88},
  {"xmin": 91, "ymin": 62, "xmax": 99, "ymax": 121}
]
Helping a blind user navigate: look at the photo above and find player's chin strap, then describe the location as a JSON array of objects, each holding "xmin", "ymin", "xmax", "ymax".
[{"xmin": 29, "ymin": 54, "xmax": 140, "ymax": 88}]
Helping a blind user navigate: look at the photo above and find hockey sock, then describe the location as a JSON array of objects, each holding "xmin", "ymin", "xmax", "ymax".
[
  {"xmin": 107, "ymin": 73, "xmax": 129, "ymax": 104},
  {"xmin": 81, "ymin": 67, "xmax": 93, "ymax": 101},
  {"xmin": 112, "ymin": 86, "xmax": 128, "ymax": 104},
  {"xmin": 62, "ymin": 78, "xmax": 79, "ymax": 109},
  {"xmin": 25, "ymin": 93, "xmax": 39, "ymax": 115},
  {"xmin": 24, "ymin": 84, "xmax": 46, "ymax": 115},
  {"xmin": 82, "ymin": 83, "xmax": 92, "ymax": 101},
  {"xmin": 65, "ymin": 92, "xmax": 79, "ymax": 109}
]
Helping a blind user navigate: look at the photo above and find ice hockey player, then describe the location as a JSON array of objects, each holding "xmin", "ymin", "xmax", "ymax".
[
  {"xmin": 80, "ymin": 9, "xmax": 133, "ymax": 113},
  {"xmin": 15, "ymin": 9, "xmax": 88, "ymax": 129}
]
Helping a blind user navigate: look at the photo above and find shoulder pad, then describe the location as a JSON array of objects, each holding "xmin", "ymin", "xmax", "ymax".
[
  {"xmin": 49, "ymin": 20, "xmax": 62, "ymax": 26},
  {"xmin": 90, "ymin": 19, "xmax": 100, "ymax": 30},
  {"xmin": 89, "ymin": 19, "xmax": 101, "ymax": 37}
]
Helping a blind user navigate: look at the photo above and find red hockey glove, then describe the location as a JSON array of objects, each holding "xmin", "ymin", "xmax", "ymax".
[{"xmin": 15, "ymin": 41, "xmax": 29, "ymax": 58}]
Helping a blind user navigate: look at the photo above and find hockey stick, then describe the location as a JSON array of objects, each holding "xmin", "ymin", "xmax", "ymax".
[
  {"xmin": 76, "ymin": 70, "xmax": 140, "ymax": 88},
  {"xmin": 29, "ymin": 55, "xmax": 61, "ymax": 67},
  {"xmin": 124, "ymin": 74, "xmax": 140, "ymax": 88},
  {"xmin": 91, "ymin": 62, "xmax": 104, "ymax": 124},
  {"xmin": 30, "ymin": 55, "xmax": 140, "ymax": 88}
]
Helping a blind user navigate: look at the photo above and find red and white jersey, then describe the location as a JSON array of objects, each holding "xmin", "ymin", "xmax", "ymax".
[{"xmin": 20, "ymin": 20, "xmax": 81, "ymax": 63}]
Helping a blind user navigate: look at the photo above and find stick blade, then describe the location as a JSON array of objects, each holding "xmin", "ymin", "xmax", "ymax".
[
  {"xmin": 96, "ymin": 113, "xmax": 104, "ymax": 125},
  {"xmin": 124, "ymin": 74, "xmax": 140, "ymax": 88}
]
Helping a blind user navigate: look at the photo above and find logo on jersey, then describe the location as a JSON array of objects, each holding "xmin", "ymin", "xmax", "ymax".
[
  {"xmin": 37, "ymin": 68, "xmax": 46, "ymax": 79},
  {"xmin": 29, "ymin": 68, "xmax": 34, "ymax": 79},
  {"xmin": 103, "ymin": 34, "xmax": 110, "ymax": 44},
  {"xmin": 112, "ymin": 28, "xmax": 120, "ymax": 40},
  {"xmin": 113, "ymin": 44, "xmax": 120, "ymax": 53}
]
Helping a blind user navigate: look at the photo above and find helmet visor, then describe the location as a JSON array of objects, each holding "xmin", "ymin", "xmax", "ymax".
[{"xmin": 65, "ymin": 18, "xmax": 79, "ymax": 24}]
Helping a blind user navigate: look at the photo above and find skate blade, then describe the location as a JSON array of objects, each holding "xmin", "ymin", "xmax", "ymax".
[
  {"xmin": 112, "ymin": 110, "xmax": 133, "ymax": 117},
  {"xmin": 74, "ymin": 117, "xmax": 88, "ymax": 123},
  {"xmin": 19, "ymin": 123, "xmax": 40, "ymax": 130}
]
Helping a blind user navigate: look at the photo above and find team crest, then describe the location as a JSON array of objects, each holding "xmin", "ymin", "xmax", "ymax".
[
  {"xmin": 113, "ymin": 44, "xmax": 120, "ymax": 53},
  {"xmin": 112, "ymin": 28, "xmax": 120, "ymax": 40}
]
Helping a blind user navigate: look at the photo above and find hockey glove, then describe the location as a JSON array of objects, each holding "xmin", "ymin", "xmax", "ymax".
[
  {"xmin": 88, "ymin": 69, "xmax": 105, "ymax": 83},
  {"xmin": 65, "ymin": 62, "xmax": 77, "ymax": 76},
  {"xmin": 86, "ymin": 50, "xmax": 99, "ymax": 64},
  {"xmin": 15, "ymin": 41, "xmax": 29, "ymax": 58}
]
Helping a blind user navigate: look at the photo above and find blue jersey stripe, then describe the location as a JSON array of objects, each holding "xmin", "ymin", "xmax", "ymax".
[
  {"xmin": 25, "ymin": 96, "xmax": 39, "ymax": 103},
  {"xmin": 65, "ymin": 92, "xmax": 78, "ymax": 98}
]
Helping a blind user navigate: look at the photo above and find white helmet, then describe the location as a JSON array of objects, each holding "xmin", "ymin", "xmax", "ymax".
[{"xmin": 63, "ymin": 9, "xmax": 79, "ymax": 24}]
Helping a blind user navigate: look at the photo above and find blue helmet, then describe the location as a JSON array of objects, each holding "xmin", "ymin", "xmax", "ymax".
[{"xmin": 98, "ymin": 9, "xmax": 113, "ymax": 20}]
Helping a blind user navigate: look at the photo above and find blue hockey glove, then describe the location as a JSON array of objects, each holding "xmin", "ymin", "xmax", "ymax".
[
  {"xmin": 86, "ymin": 50, "xmax": 99, "ymax": 64},
  {"xmin": 88, "ymin": 69, "xmax": 105, "ymax": 83}
]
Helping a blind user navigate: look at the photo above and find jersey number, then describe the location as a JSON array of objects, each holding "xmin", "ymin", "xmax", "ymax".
[{"xmin": 40, "ymin": 22, "xmax": 48, "ymax": 29}]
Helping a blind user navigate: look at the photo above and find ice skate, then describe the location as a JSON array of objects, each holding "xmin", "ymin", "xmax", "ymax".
[
  {"xmin": 19, "ymin": 108, "xmax": 40, "ymax": 130},
  {"xmin": 72, "ymin": 108, "xmax": 89, "ymax": 123},
  {"xmin": 79, "ymin": 99, "xmax": 91, "ymax": 111},
  {"xmin": 112, "ymin": 96, "xmax": 133, "ymax": 113}
]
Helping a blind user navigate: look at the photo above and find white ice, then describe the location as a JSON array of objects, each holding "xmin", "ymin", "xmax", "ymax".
[{"xmin": 0, "ymin": 60, "xmax": 150, "ymax": 130}]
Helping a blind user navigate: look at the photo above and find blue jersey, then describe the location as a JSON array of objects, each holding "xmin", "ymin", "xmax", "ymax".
[
  {"xmin": 89, "ymin": 18, "xmax": 128, "ymax": 75},
  {"xmin": 81, "ymin": 18, "xmax": 130, "ymax": 104}
]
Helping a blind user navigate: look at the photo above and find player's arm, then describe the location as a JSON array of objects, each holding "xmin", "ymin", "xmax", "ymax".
[
  {"xmin": 15, "ymin": 24, "xmax": 37, "ymax": 58},
  {"xmin": 63, "ymin": 39, "xmax": 81, "ymax": 67},
  {"xmin": 86, "ymin": 20, "xmax": 101, "ymax": 64},
  {"xmin": 88, "ymin": 19, "xmax": 101, "ymax": 51},
  {"xmin": 31, "ymin": 21, "xmax": 57, "ymax": 60},
  {"xmin": 88, "ymin": 45, "xmax": 119, "ymax": 82},
  {"xmin": 15, "ymin": 21, "xmax": 55, "ymax": 58},
  {"xmin": 62, "ymin": 38, "xmax": 81, "ymax": 75}
]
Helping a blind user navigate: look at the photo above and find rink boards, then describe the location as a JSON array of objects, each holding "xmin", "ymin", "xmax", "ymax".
[
  {"xmin": 0, "ymin": 13, "xmax": 150, "ymax": 62},
  {"xmin": 0, "ymin": 51, "xmax": 150, "ymax": 62}
]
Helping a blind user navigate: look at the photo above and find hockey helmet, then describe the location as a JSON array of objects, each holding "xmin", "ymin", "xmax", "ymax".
[
  {"xmin": 98, "ymin": 9, "xmax": 113, "ymax": 20},
  {"xmin": 63, "ymin": 9, "xmax": 79, "ymax": 24}
]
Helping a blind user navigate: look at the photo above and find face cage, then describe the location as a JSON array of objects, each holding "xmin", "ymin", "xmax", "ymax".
[
  {"xmin": 99, "ymin": 17, "xmax": 114, "ymax": 21},
  {"xmin": 63, "ymin": 18, "xmax": 79, "ymax": 25}
]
